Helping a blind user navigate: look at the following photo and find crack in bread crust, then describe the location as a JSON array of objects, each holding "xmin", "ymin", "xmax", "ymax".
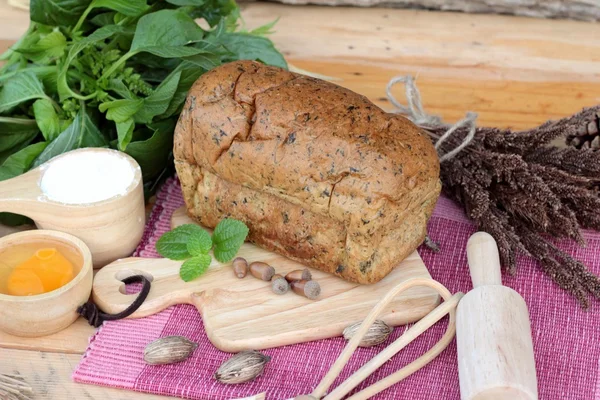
[{"xmin": 174, "ymin": 60, "xmax": 441, "ymax": 284}]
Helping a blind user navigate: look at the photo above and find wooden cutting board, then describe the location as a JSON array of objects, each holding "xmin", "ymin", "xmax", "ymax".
[{"xmin": 92, "ymin": 207, "xmax": 439, "ymax": 352}]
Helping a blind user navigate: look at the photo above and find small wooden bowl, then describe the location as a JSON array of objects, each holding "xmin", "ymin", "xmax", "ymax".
[
  {"xmin": 0, "ymin": 148, "xmax": 145, "ymax": 268},
  {"xmin": 0, "ymin": 230, "xmax": 93, "ymax": 337}
]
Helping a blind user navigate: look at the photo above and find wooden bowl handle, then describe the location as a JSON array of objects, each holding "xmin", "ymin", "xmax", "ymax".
[
  {"xmin": 0, "ymin": 169, "xmax": 45, "ymax": 216},
  {"xmin": 466, "ymin": 232, "xmax": 502, "ymax": 288},
  {"xmin": 92, "ymin": 257, "xmax": 190, "ymax": 318}
]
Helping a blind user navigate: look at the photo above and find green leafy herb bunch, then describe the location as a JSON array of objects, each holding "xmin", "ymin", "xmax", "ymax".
[{"xmin": 0, "ymin": 0, "xmax": 285, "ymax": 224}]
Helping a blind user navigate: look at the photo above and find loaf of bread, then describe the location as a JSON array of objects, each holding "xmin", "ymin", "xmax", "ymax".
[{"xmin": 174, "ymin": 61, "xmax": 440, "ymax": 284}]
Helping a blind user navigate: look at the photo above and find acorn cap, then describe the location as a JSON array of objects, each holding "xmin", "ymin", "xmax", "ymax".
[{"xmin": 271, "ymin": 275, "xmax": 289, "ymax": 295}]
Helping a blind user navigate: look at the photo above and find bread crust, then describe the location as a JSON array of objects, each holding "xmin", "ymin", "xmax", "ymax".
[{"xmin": 174, "ymin": 61, "xmax": 441, "ymax": 284}]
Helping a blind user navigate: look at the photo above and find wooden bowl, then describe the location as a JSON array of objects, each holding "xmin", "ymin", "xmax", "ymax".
[
  {"xmin": 0, "ymin": 148, "xmax": 145, "ymax": 268},
  {"xmin": 0, "ymin": 230, "xmax": 93, "ymax": 337}
]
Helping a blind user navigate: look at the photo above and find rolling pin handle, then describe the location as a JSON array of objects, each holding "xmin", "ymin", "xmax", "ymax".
[{"xmin": 466, "ymin": 232, "xmax": 502, "ymax": 288}]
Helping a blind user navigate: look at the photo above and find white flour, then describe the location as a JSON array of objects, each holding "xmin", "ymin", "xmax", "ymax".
[{"xmin": 40, "ymin": 150, "xmax": 136, "ymax": 204}]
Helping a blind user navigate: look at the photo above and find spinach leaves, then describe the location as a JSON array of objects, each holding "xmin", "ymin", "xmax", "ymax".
[{"xmin": 0, "ymin": 0, "xmax": 285, "ymax": 224}]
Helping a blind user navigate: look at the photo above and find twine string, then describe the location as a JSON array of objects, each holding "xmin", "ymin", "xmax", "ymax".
[{"xmin": 386, "ymin": 75, "xmax": 478, "ymax": 162}]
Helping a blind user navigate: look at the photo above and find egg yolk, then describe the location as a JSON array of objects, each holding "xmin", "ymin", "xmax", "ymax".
[
  {"xmin": 6, "ymin": 269, "xmax": 44, "ymax": 296},
  {"xmin": 6, "ymin": 248, "xmax": 74, "ymax": 296}
]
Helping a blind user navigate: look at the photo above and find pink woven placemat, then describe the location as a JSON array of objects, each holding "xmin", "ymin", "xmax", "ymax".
[{"xmin": 73, "ymin": 177, "xmax": 600, "ymax": 399}]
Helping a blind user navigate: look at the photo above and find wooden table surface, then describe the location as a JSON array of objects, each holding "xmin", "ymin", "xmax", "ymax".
[{"xmin": 1, "ymin": 0, "xmax": 599, "ymax": 398}]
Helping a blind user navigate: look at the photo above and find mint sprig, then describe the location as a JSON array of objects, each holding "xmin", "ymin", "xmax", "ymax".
[{"xmin": 156, "ymin": 218, "xmax": 249, "ymax": 282}]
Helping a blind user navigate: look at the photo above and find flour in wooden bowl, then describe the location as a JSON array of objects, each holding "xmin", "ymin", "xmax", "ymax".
[{"xmin": 40, "ymin": 150, "xmax": 136, "ymax": 205}]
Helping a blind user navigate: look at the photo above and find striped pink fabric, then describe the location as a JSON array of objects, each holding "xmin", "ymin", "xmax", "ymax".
[{"xmin": 73, "ymin": 177, "xmax": 600, "ymax": 399}]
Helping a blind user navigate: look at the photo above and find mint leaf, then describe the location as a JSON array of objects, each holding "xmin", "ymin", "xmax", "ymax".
[
  {"xmin": 186, "ymin": 229, "xmax": 212, "ymax": 256},
  {"xmin": 156, "ymin": 224, "xmax": 206, "ymax": 260},
  {"xmin": 180, "ymin": 254, "xmax": 212, "ymax": 282},
  {"xmin": 212, "ymin": 218, "xmax": 249, "ymax": 263}
]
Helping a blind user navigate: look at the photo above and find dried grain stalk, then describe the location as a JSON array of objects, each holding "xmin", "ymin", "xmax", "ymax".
[
  {"xmin": 389, "ymin": 77, "xmax": 600, "ymax": 308},
  {"xmin": 565, "ymin": 111, "xmax": 600, "ymax": 150},
  {"xmin": 0, "ymin": 373, "xmax": 33, "ymax": 400}
]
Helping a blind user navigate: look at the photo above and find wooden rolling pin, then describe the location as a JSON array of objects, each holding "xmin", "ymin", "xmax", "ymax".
[{"xmin": 456, "ymin": 232, "xmax": 538, "ymax": 400}]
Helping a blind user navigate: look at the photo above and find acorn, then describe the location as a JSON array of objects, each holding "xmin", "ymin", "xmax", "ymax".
[
  {"xmin": 271, "ymin": 274, "xmax": 289, "ymax": 295},
  {"xmin": 249, "ymin": 262, "xmax": 275, "ymax": 281},
  {"xmin": 232, "ymin": 257, "xmax": 248, "ymax": 279},
  {"xmin": 285, "ymin": 268, "xmax": 312, "ymax": 282},
  {"xmin": 290, "ymin": 280, "xmax": 321, "ymax": 300}
]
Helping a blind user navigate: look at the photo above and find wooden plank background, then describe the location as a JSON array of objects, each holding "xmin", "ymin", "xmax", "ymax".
[{"xmin": 1, "ymin": 3, "xmax": 600, "ymax": 131}]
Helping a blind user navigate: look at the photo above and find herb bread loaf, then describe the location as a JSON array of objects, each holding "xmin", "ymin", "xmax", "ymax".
[{"xmin": 174, "ymin": 61, "xmax": 440, "ymax": 284}]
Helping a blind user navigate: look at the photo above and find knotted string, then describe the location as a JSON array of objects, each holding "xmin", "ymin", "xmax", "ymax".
[
  {"xmin": 386, "ymin": 75, "xmax": 478, "ymax": 162},
  {"xmin": 77, "ymin": 275, "xmax": 151, "ymax": 328}
]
